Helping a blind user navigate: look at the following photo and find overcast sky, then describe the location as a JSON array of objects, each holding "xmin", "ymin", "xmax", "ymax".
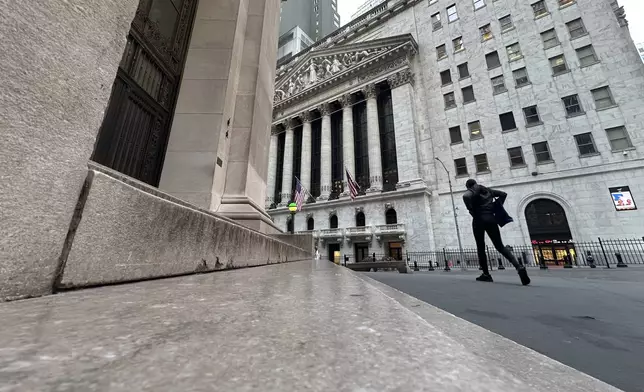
[{"xmin": 338, "ymin": 0, "xmax": 643, "ymax": 43}]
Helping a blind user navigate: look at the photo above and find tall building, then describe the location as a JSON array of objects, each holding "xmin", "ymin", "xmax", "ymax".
[
  {"xmin": 267, "ymin": 0, "xmax": 644, "ymax": 264},
  {"xmin": 352, "ymin": 0, "xmax": 387, "ymax": 20},
  {"xmin": 277, "ymin": 0, "xmax": 341, "ymax": 63}
]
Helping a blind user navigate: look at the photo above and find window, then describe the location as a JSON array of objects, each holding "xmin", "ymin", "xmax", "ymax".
[
  {"xmin": 468, "ymin": 120, "xmax": 482, "ymax": 139},
  {"xmin": 533, "ymin": 142, "xmax": 552, "ymax": 163},
  {"xmin": 550, "ymin": 54, "xmax": 568, "ymax": 75},
  {"xmin": 541, "ymin": 29, "xmax": 559, "ymax": 49},
  {"xmin": 506, "ymin": 43, "xmax": 522, "ymax": 61},
  {"xmin": 474, "ymin": 0, "xmax": 486, "ymax": 10},
  {"xmin": 508, "ymin": 147, "xmax": 525, "ymax": 167},
  {"xmin": 591, "ymin": 86, "xmax": 616, "ymax": 109},
  {"xmin": 475, "ymin": 153, "xmax": 490, "ymax": 173},
  {"xmin": 458, "ymin": 62, "xmax": 470, "ymax": 79},
  {"xmin": 440, "ymin": 69, "xmax": 452, "ymax": 85},
  {"xmin": 523, "ymin": 105, "xmax": 541, "ymax": 125},
  {"xmin": 559, "ymin": 0, "xmax": 575, "ymax": 6},
  {"xmin": 447, "ymin": 4, "xmax": 458, "ymax": 22},
  {"xmin": 499, "ymin": 15, "xmax": 513, "ymax": 31},
  {"xmin": 500, "ymin": 112, "xmax": 517, "ymax": 131},
  {"xmin": 454, "ymin": 158, "xmax": 468, "ymax": 176},
  {"xmin": 513, "ymin": 67, "xmax": 530, "ymax": 87},
  {"xmin": 453, "ymin": 36, "xmax": 464, "ymax": 52},
  {"xmin": 444, "ymin": 92, "xmax": 456, "ymax": 109},
  {"xmin": 566, "ymin": 18, "xmax": 587, "ymax": 39},
  {"xmin": 491, "ymin": 75, "xmax": 507, "ymax": 94},
  {"xmin": 577, "ymin": 45, "xmax": 598, "ymax": 67},
  {"xmin": 330, "ymin": 214, "xmax": 338, "ymax": 228},
  {"xmin": 307, "ymin": 217, "xmax": 314, "ymax": 231},
  {"xmin": 437, "ymin": 44, "xmax": 447, "ymax": 59},
  {"xmin": 432, "ymin": 12, "xmax": 442, "ymax": 30},
  {"xmin": 606, "ymin": 126, "xmax": 633, "ymax": 151},
  {"xmin": 562, "ymin": 94, "xmax": 583, "ymax": 116},
  {"xmin": 449, "ymin": 126, "xmax": 463, "ymax": 143},
  {"xmin": 462, "ymin": 86, "xmax": 475, "ymax": 103},
  {"xmin": 480, "ymin": 24, "xmax": 493, "ymax": 40},
  {"xmin": 385, "ymin": 209, "xmax": 398, "ymax": 225},
  {"xmin": 486, "ymin": 51, "xmax": 501, "ymax": 69},
  {"xmin": 355, "ymin": 212, "xmax": 365, "ymax": 227},
  {"xmin": 532, "ymin": 0, "xmax": 548, "ymax": 18},
  {"xmin": 574, "ymin": 133, "xmax": 597, "ymax": 156}
]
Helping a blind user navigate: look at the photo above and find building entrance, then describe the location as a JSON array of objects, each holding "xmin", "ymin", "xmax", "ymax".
[
  {"xmin": 387, "ymin": 242, "xmax": 403, "ymax": 260},
  {"xmin": 355, "ymin": 243, "xmax": 369, "ymax": 262},
  {"xmin": 328, "ymin": 243, "xmax": 341, "ymax": 263},
  {"xmin": 93, "ymin": 0, "xmax": 197, "ymax": 186},
  {"xmin": 525, "ymin": 199, "xmax": 575, "ymax": 266}
]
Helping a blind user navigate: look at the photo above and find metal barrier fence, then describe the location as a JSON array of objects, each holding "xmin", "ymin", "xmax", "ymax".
[{"xmin": 405, "ymin": 238, "xmax": 644, "ymax": 270}]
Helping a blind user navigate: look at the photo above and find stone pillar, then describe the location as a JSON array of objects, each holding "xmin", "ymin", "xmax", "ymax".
[
  {"xmin": 388, "ymin": 69, "xmax": 423, "ymax": 186},
  {"xmin": 319, "ymin": 103, "xmax": 332, "ymax": 200},
  {"xmin": 280, "ymin": 121, "xmax": 295, "ymax": 206},
  {"xmin": 0, "ymin": 0, "xmax": 140, "ymax": 300},
  {"xmin": 364, "ymin": 84, "xmax": 383, "ymax": 192},
  {"xmin": 266, "ymin": 128, "xmax": 279, "ymax": 208},
  {"xmin": 217, "ymin": 0, "xmax": 283, "ymax": 233},
  {"xmin": 339, "ymin": 94, "xmax": 355, "ymax": 196},
  {"xmin": 300, "ymin": 111, "xmax": 312, "ymax": 197}
]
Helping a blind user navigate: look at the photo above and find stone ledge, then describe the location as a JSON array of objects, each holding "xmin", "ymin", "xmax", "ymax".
[
  {"xmin": 0, "ymin": 261, "xmax": 617, "ymax": 391},
  {"xmin": 57, "ymin": 169, "xmax": 312, "ymax": 289}
]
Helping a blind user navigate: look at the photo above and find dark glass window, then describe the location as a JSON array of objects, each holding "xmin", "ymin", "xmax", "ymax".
[
  {"xmin": 310, "ymin": 117, "xmax": 322, "ymax": 198},
  {"xmin": 353, "ymin": 100, "xmax": 370, "ymax": 193},
  {"xmin": 356, "ymin": 212, "xmax": 366, "ymax": 227},
  {"xmin": 274, "ymin": 131, "xmax": 286, "ymax": 204},
  {"xmin": 499, "ymin": 112, "xmax": 517, "ymax": 131},
  {"xmin": 307, "ymin": 217, "xmax": 315, "ymax": 230},
  {"xmin": 330, "ymin": 215, "xmax": 338, "ymax": 229},
  {"xmin": 291, "ymin": 125, "xmax": 303, "ymax": 192},
  {"xmin": 385, "ymin": 209, "xmax": 397, "ymax": 224},
  {"xmin": 330, "ymin": 110, "xmax": 344, "ymax": 200},
  {"xmin": 486, "ymin": 51, "xmax": 501, "ymax": 69},
  {"xmin": 378, "ymin": 88, "xmax": 398, "ymax": 192}
]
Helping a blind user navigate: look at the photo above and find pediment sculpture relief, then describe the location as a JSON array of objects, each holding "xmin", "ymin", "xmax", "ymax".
[{"xmin": 273, "ymin": 48, "xmax": 388, "ymax": 102}]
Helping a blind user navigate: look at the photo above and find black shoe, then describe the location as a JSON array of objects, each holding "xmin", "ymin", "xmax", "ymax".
[
  {"xmin": 476, "ymin": 273, "xmax": 493, "ymax": 282},
  {"xmin": 518, "ymin": 268, "xmax": 531, "ymax": 286}
]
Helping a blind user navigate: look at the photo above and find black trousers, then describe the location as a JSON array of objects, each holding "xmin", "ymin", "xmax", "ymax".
[{"xmin": 473, "ymin": 216, "xmax": 521, "ymax": 273}]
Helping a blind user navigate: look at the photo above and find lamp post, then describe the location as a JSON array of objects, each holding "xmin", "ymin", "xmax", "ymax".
[
  {"xmin": 288, "ymin": 202, "xmax": 297, "ymax": 234},
  {"xmin": 435, "ymin": 157, "xmax": 465, "ymax": 269}
]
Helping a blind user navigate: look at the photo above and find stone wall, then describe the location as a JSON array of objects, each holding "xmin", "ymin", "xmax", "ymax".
[
  {"xmin": 58, "ymin": 168, "xmax": 312, "ymax": 289},
  {"xmin": 0, "ymin": 0, "xmax": 139, "ymax": 300}
]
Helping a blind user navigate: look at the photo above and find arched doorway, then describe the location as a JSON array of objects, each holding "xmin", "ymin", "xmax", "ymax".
[
  {"xmin": 385, "ymin": 208, "xmax": 397, "ymax": 225},
  {"xmin": 525, "ymin": 199, "xmax": 574, "ymax": 266}
]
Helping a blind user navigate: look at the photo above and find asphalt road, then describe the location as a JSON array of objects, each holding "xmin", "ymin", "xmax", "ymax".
[{"xmin": 365, "ymin": 268, "xmax": 644, "ymax": 392}]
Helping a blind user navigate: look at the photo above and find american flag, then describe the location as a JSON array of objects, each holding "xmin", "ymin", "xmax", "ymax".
[
  {"xmin": 294, "ymin": 177, "xmax": 307, "ymax": 211},
  {"xmin": 345, "ymin": 167, "xmax": 360, "ymax": 201}
]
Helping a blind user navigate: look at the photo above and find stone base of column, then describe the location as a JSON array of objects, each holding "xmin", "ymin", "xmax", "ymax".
[
  {"xmin": 316, "ymin": 194, "xmax": 330, "ymax": 201},
  {"xmin": 366, "ymin": 187, "xmax": 382, "ymax": 194},
  {"xmin": 218, "ymin": 195, "xmax": 282, "ymax": 235}
]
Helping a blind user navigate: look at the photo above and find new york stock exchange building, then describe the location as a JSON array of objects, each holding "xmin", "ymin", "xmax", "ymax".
[{"xmin": 266, "ymin": 0, "xmax": 644, "ymax": 264}]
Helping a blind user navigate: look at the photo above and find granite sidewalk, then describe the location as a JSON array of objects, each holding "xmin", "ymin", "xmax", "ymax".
[{"xmin": 0, "ymin": 260, "xmax": 621, "ymax": 391}]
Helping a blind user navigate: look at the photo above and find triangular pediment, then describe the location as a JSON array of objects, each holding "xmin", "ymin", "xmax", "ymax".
[{"xmin": 273, "ymin": 34, "xmax": 417, "ymax": 106}]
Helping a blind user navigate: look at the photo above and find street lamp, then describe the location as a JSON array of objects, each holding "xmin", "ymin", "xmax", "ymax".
[
  {"xmin": 288, "ymin": 202, "xmax": 297, "ymax": 234},
  {"xmin": 435, "ymin": 157, "xmax": 465, "ymax": 269}
]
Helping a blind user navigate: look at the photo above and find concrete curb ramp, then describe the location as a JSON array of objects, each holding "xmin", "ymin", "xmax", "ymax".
[{"xmin": 0, "ymin": 261, "xmax": 620, "ymax": 391}]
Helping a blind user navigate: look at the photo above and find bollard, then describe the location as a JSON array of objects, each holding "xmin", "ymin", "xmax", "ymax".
[
  {"xmin": 616, "ymin": 252, "xmax": 628, "ymax": 268},
  {"xmin": 443, "ymin": 248, "xmax": 451, "ymax": 271},
  {"xmin": 497, "ymin": 258, "xmax": 505, "ymax": 270},
  {"xmin": 344, "ymin": 254, "xmax": 348, "ymax": 267},
  {"xmin": 564, "ymin": 254, "xmax": 573, "ymax": 269},
  {"xmin": 539, "ymin": 256, "xmax": 548, "ymax": 270},
  {"xmin": 414, "ymin": 261, "xmax": 419, "ymax": 272},
  {"xmin": 428, "ymin": 260, "xmax": 435, "ymax": 271}
]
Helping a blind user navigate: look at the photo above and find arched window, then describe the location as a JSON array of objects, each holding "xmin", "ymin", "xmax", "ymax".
[
  {"xmin": 525, "ymin": 199, "xmax": 572, "ymax": 241},
  {"xmin": 330, "ymin": 215, "xmax": 338, "ymax": 229},
  {"xmin": 287, "ymin": 217, "xmax": 294, "ymax": 233},
  {"xmin": 385, "ymin": 208, "xmax": 397, "ymax": 225},
  {"xmin": 356, "ymin": 211, "xmax": 366, "ymax": 227},
  {"xmin": 307, "ymin": 217, "xmax": 315, "ymax": 230}
]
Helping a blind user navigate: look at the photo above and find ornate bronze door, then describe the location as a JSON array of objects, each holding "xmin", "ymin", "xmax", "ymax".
[{"xmin": 93, "ymin": 0, "xmax": 197, "ymax": 185}]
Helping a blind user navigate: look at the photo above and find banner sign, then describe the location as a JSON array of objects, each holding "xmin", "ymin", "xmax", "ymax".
[{"xmin": 609, "ymin": 186, "xmax": 637, "ymax": 211}]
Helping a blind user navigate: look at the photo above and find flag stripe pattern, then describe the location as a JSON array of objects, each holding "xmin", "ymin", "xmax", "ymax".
[
  {"xmin": 345, "ymin": 167, "xmax": 360, "ymax": 201},
  {"xmin": 294, "ymin": 178, "xmax": 306, "ymax": 211}
]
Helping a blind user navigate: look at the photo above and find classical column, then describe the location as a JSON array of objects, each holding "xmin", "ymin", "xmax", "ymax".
[
  {"xmin": 319, "ymin": 103, "xmax": 332, "ymax": 200},
  {"xmin": 266, "ymin": 127, "xmax": 279, "ymax": 208},
  {"xmin": 387, "ymin": 69, "xmax": 422, "ymax": 187},
  {"xmin": 299, "ymin": 111, "xmax": 312, "ymax": 198},
  {"xmin": 339, "ymin": 94, "xmax": 355, "ymax": 196},
  {"xmin": 280, "ymin": 119, "xmax": 295, "ymax": 206},
  {"xmin": 363, "ymin": 83, "xmax": 383, "ymax": 192}
]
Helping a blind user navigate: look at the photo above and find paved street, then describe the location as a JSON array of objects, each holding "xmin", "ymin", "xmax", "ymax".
[{"xmin": 365, "ymin": 268, "xmax": 644, "ymax": 392}]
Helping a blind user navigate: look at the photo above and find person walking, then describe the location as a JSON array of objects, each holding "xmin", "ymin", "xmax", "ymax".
[{"xmin": 462, "ymin": 179, "xmax": 530, "ymax": 285}]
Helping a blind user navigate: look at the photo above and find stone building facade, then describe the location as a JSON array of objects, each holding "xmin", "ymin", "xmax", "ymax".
[{"xmin": 267, "ymin": 0, "xmax": 644, "ymax": 263}]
